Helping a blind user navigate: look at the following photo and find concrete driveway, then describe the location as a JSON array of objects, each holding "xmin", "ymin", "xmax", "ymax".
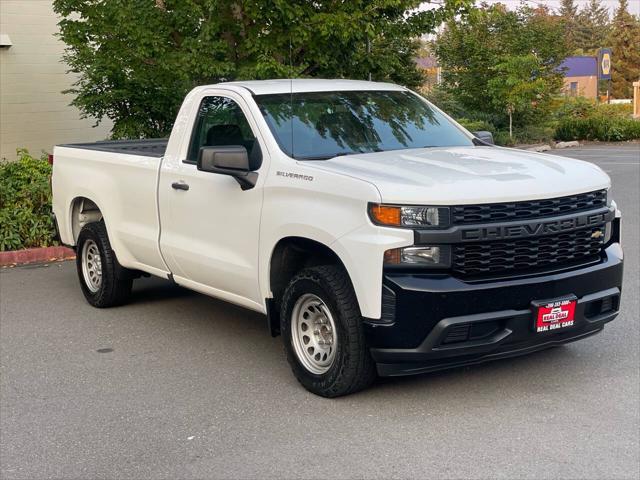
[{"xmin": 1, "ymin": 143, "xmax": 639, "ymax": 479}]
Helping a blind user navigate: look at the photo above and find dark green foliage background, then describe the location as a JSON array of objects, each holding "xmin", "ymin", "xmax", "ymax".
[
  {"xmin": 555, "ymin": 101, "xmax": 640, "ymax": 141},
  {"xmin": 433, "ymin": 3, "xmax": 569, "ymax": 131},
  {"xmin": 0, "ymin": 151, "xmax": 57, "ymax": 251},
  {"xmin": 53, "ymin": 0, "xmax": 471, "ymax": 139}
]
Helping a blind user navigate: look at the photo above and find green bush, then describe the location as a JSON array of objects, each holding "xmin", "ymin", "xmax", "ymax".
[
  {"xmin": 514, "ymin": 123, "xmax": 557, "ymax": 144},
  {"xmin": 456, "ymin": 118, "xmax": 496, "ymax": 133},
  {"xmin": 555, "ymin": 116, "xmax": 640, "ymax": 142},
  {"xmin": 492, "ymin": 131, "xmax": 516, "ymax": 147},
  {"xmin": 552, "ymin": 97, "xmax": 597, "ymax": 120},
  {"xmin": 594, "ymin": 103, "xmax": 633, "ymax": 118},
  {"xmin": 553, "ymin": 99, "xmax": 638, "ymax": 141},
  {"xmin": 0, "ymin": 149, "xmax": 57, "ymax": 251}
]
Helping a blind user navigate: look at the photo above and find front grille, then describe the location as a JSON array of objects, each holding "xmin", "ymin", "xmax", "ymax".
[
  {"xmin": 451, "ymin": 190, "xmax": 607, "ymax": 225},
  {"xmin": 452, "ymin": 227, "xmax": 604, "ymax": 277}
]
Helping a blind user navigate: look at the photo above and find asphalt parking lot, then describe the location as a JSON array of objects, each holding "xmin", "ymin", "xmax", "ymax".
[{"xmin": 1, "ymin": 143, "xmax": 639, "ymax": 479}]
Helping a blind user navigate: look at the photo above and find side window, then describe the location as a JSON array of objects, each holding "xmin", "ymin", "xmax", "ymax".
[{"xmin": 186, "ymin": 96, "xmax": 257, "ymax": 163}]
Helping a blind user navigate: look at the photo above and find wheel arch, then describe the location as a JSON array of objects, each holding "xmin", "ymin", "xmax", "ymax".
[
  {"xmin": 68, "ymin": 196, "xmax": 104, "ymax": 245},
  {"xmin": 266, "ymin": 236, "xmax": 357, "ymax": 336}
]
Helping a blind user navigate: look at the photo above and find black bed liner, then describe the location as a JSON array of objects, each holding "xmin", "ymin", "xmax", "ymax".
[{"xmin": 58, "ymin": 138, "xmax": 168, "ymax": 158}]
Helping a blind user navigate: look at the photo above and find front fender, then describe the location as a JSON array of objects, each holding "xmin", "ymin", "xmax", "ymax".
[{"xmin": 260, "ymin": 224, "xmax": 412, "ymax": 319}]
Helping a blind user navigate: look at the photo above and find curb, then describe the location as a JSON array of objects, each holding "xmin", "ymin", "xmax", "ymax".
[{"xmin": 0, "ymin": 246, "xmax": 75, "ymax": 267}]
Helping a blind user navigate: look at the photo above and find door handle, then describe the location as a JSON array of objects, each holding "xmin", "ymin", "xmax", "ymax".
[{"xmin": 171, "ymin": 181, "xmax": 189, "ymax": 191}]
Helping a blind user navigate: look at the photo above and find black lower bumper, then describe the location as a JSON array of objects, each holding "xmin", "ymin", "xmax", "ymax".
[{"xmin": 365, "ymin": 244, "xmax": 624, "ymax": 377}]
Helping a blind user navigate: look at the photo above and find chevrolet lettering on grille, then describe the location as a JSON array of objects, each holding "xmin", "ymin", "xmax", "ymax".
[{"xmin": 460, "ymin": 211, "xmax": 609, "ymax": 241}]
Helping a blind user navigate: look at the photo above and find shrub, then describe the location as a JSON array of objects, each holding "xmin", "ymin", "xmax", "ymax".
[
  {"xmin": 492, "ymin": 131, "xmax": 516, "ymax": 147},
  {"xmin": 514, "ymin": 123, "xmax": 557, "ymax": 144},
  {"xmin": 456, "ymin": 118, "xmax": 496, "ymax": 134},
  {"xmin": 553, "ymin": 98, "xmax": 639, "ymax": 141},
  {"xmin": 0, "ymin": 149, "xmax": 57, "ymax": 251},
  {"xmin": 552, "ymin": 97, "xmax": 597, "ymax": 119},
  {"xmin": 555, "ymin": 116, "xmax": 640, "ymax": 142},
  {"xmin": 595, "ymin": 103, "xmax": 633, "ymax": 118}
]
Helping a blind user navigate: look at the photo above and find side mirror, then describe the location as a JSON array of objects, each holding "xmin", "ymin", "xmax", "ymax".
[
  {"xmin": 472, "ymin": 131, "xmax": 494, "ymax": 145},
  {"xmin": 197, "ymin": 145, "xmax": 258, "ymax": 190}
]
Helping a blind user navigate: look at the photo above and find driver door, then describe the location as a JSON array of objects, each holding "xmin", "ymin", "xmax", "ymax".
[{"xmin": 158, "ymin": 91, "xmax": 266, "ymax": 311}]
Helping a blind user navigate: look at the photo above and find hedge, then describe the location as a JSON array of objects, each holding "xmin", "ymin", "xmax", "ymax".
[
  {"xmin": 0, "ymin": 149, "xmax": 57, "ymax": 251},
  {"xmin": 555, "ymin": 116, "xmax": 640, "ymax": 142}
]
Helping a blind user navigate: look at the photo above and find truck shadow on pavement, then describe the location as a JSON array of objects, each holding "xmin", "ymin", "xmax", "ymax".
[
  {"xmin": 127, "ymin": 276, "xmax": 196, "ymax": 304},
  {"xmin": 124, "ymin": 275, "xmax": 597, "ymax": 400}
]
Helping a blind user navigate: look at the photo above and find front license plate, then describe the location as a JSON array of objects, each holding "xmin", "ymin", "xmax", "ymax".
[{"xmin": 532, "ymin": 296, "xmax": 577, "ymax": 333}]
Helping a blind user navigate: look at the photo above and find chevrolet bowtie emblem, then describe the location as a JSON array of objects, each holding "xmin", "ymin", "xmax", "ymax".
[{"xmin": 591, "ymin": 230, "xmax": 604, "ymax": 239}]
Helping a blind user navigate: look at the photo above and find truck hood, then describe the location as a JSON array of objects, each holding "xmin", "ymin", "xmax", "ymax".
[{"xmin": 304, "ymin": 146, "xmax": 610, "ymax": 204}]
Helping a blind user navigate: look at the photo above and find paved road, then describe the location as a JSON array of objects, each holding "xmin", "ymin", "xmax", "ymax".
[{"xmin": 1, "ymin": 144, "xmax": 639, "ymax": 479}]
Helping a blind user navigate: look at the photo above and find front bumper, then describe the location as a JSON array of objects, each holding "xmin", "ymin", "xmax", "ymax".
[{"xmin": 365, "ymin": 243, "xmax": 623, "ymax": 376}]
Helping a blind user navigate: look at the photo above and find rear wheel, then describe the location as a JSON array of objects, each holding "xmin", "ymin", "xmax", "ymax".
[
  {"xmin": 281, "ymin": 265, "xmax": 376, "ymax": 397},
  {"xmin": 76, "ymin": 222, "xmax": 133, "ymax": 308}
]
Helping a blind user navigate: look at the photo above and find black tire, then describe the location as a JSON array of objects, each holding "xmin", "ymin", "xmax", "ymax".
[
  {"xmin": 76, "ymin": 221, "xmax": 133, "ymax": 308},
  {"xmin": 280, "ymin": 265, "xmax": 376, "ymax": 397}
]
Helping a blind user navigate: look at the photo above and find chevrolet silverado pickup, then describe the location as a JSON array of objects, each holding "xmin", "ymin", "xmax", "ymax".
[{"xmin": 52, "ymin": 79, "xmax": 623, "ymax": 397}]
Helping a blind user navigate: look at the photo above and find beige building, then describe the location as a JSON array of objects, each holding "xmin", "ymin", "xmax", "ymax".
[
  {"xmin": 563, "ymin": 75, "xmax": 598, "ymax": 100},
  {"xmin": 0, "ymin": 0, "xmax": 111, "ymax": 161},
  {"xmin": 559, "ymin": 56, "xmax": 599, "ymax": 100}
]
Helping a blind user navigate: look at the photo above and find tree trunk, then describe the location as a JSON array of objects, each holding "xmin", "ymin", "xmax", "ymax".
[{"xmin": 508, "ymin": 109, "xmax": 513, "ymax": 139}]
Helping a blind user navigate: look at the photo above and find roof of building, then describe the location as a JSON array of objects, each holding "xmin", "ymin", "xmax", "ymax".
[
  {"xmin": 560, "ymin": 56, "xmax": 597, "ymax": 77},
  {"xmin": 216, "ymin": 79, "xmax": 406, "ymax": 95}
]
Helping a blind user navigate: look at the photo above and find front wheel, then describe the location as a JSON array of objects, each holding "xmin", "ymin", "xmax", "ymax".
[
  {"xmin": 280, "ymin": 265, "xmax": 376, "ymax": 397},
  {"xmin": 76, "ymin": 221, "xmax": 133, "ymax": 308}
]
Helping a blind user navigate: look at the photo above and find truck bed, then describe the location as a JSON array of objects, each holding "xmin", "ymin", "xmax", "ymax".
[{"xmin": 59, "ymin": 138, "xmax": 168, "ymax": 158}]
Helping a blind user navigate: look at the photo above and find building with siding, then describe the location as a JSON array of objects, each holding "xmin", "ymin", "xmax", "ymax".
[
  {"xmin": 0, "ymin": 0, "xmax": 111, "ymax": 161},
  {"xmin": 559, "ymin": 56, "xmax": 599, "ymax": 100}
]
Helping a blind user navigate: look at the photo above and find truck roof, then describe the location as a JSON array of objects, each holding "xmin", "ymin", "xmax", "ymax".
[{"xmin": 215, "ymin": 79, "xmax": 407, "ymax": 95}]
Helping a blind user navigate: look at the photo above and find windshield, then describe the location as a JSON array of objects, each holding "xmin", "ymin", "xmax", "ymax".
[{"xmin": 255, "ymin": 90, "xmax": 473, "ymax": 160}]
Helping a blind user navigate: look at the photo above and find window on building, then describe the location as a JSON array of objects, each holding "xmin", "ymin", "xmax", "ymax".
[{"xmin": 570, "ymin": 82, "xmax": 578, "ymax": 97}]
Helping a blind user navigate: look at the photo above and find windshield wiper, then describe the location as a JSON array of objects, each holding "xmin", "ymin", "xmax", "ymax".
[{"xmin": 296, "ymin": 152, "xmax": 353, "ymax": 161}]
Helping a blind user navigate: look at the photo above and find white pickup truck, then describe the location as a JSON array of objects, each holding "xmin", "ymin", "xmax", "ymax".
[{"xmin": 52, "ymin": 79, "xmax": 623, "ymax": 397}]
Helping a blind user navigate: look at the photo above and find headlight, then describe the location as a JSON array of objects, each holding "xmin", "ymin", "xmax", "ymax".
[
  {"xmin": 384, "ymin": 245, "xmax": 452, "ymax": 268},
  {"xmin": 369, "ymin": 204, "xmax": 450, "ymax": 228}
]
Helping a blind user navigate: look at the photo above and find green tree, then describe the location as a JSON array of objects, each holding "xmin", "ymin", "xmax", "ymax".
[
  {"xmin": 53, "ymin": 0, "xmax": 471, "ymax": 139},
  {"xmin": 487, "ymin": 55, "xmax": 556, "ymax": 139},
  {"xmin": 434, "ymin": 4, "xmax": 567, "ymax": 129},
  {"xmin": 608, "ymin": 0, "xmax": 640, "ymax": 98},
  {"xmin": 575, "ymin": 0, "xmax": 611, "ymax": 54},
  {"xmin": 559, "ymin": 0, "xmax": 579, "ymax": 52}
]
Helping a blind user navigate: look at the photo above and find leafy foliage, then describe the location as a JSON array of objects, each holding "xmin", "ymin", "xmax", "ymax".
[
  {"xmin": 608, "ymin": 0, "xmax": 640, "ymax": 99},
  {"xmin": 574, "ymin": 0, "xmax": 611, "ymax": 55},
  {"xmin": 556, "ymin": 117, "xmax": 640, "ymax": 141},
  {"xmin": 433, "ymin": 4, "xmax": 568, "ymax": 132},
  {"xmin": 0, "ymin": 150, "xmax": 57, "ymax": 251},
  {"xmin": 552, "ymin": 96, "xmax": 598, "ymax": 119},
  {"xmin": 53, "ymin": 0, "xmax": 471, "ymax": 139},
  {"xmin": 559, "ymin": 0, "xmax": 579, "ymax": 52},
  {"xmin": 554, "ymin": 97, "xmax": 639, "ymax": 141},
  {"xmin": 487, "ymin": 54, "xmax": 561, "ymax": 137}
]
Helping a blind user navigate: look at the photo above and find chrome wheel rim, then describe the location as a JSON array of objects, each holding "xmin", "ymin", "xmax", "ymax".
[
  {"xmin": 81, "ymin": 240, "xmax": 102, "ymax": 293},
  {"xmin": 291, "ymin": 293, "xmax": 337, "ymax": 374}
]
